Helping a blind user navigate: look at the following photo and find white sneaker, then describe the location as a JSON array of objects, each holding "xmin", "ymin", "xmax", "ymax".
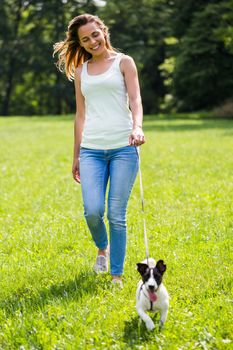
[
  {"xmin": 93, "ymin": 255, "xmax": 108, "ymax": 273},
  {"xmin": 112, "ymin": 278, "xmax": 123, "ymax": 288}
]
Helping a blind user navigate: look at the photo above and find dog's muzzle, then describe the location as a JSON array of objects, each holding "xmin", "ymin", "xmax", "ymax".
[
  {"xmin": 148, "ymin": 285, "xmax": 158, "ymax": 292},
  {"xmin": 148, "ymin": 285, "xmax": 155, "ymax": 291}
]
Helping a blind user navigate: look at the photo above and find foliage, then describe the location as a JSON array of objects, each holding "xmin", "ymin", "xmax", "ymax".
[
  {"xmin": 0, "ymin": 115, "xmax": 233, "ymax": 348},
  {"xmin": 0, "ymin": 0, "xmax": 233, "ymax": 115},
  {"xmin": 214, "ymin": 0, "xmax": 233, "ymax": 54},
  {"xmin": 0, "ymin": 0, "xmax": 98, "ymax": 116},
  {"xmin": 171, "ymin": 1, "xmax": 233, "ymax": 111}
]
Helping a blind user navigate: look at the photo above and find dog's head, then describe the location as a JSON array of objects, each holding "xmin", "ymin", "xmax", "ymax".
[{"xmin": 137, "ymin": 260, "xmax": 166, "ymax": 302}]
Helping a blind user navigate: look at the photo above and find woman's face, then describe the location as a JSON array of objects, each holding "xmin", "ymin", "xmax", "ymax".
[{"xmin": 78, "ymin": 22, "xmax": 106, "ymax": 56}]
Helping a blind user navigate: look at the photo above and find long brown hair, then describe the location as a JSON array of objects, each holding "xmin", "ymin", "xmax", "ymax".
[{"xmin": 53, "ymin": 14, "xmax": 115, "ymax": 81}]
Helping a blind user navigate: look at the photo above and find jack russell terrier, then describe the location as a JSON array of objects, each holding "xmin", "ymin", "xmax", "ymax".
[{"xmin": 136, "ymin": 258, "xmax": 169, "ymax": 330}]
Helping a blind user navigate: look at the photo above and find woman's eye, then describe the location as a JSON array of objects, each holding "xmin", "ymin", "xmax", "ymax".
[{"xmin": 93, "ymin": 32, "xmax": 99, "ymax": 37}]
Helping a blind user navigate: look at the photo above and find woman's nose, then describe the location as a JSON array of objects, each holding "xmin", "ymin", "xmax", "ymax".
[{"xmin": 90, "ymin": 37, "xmax": 97, "ymax": 45}]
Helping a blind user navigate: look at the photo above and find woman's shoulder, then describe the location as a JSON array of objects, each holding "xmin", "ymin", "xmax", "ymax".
[
  {"xmin": 119, "ymin": 54, "xmax": 136, "ymax": 73},
  {"xmin": 75, "ymin": 64, "xmax": 84, "ymax": 77},
  {"xmin": 120, "ymin": 54, "xmax": 134, "ymax": 64},
  {"xmin": 74, "ymin": 63, "xmax": 87, "ymax": 81}
]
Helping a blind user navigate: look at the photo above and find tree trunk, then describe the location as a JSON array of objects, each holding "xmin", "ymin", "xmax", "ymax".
[{"xmin": 1, "ymin": 0, "xmax": 22, "ymax": 116}]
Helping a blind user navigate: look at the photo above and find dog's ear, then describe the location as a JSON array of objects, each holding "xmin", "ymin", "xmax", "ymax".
[
  {"xmin": 137, "ymin": 263, "xmax": 149, "ymax": 276},
  {"xmin": 156, "ymin": 260, "xmax": 166, "ymax": 274}
]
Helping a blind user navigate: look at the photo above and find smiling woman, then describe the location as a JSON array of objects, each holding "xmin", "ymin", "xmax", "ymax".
[
  {"xmin": 53, "ymin": 14, "xmax": 115, "ymax": 81},
  {"xmin": 53, "ymin": 14, "xmax": 145, "ymax": 286},
  {"xmin": 78, "ymin": 22, "xmax": 109, "ymax": 62}
]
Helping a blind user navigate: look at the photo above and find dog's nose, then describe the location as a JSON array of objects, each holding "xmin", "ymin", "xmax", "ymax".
[{"xmin": 148, "ymin": 285, "xmax": 155, "ymax": 291}]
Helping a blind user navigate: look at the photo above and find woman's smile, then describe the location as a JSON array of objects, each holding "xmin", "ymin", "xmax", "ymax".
[
  {"xmin": 91, "ymin": 43, "xmax": 101, "ymax": 50},
  {"xmin": 78, "ymin": 22, "xmax": 106, "ymax": 56}
]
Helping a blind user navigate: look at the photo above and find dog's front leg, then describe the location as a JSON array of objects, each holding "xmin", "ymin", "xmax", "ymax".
[
  {"xmin": 159, "ymin": 306, "xmax": 168, "ymax": 329},
  {"xmin": 137, "ymin": 306, "xmax": 155, "ymax": 331}
]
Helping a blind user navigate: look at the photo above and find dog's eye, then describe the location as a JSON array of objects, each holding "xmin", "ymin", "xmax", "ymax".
[
  {"xmin": 143, "ymin": 270, "xmax": 150, "ymax": 281},
  {"xmin": 154, "ymin": 271, "xmax": 161, "ymax": 279}
]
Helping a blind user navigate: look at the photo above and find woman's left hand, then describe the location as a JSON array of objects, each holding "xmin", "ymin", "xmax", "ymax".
[{"xmin": 129, "ymin": 126, "xmax": 145, "ymax": 146}]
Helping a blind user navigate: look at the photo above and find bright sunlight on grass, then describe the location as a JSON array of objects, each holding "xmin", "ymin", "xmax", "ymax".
[{"xmin": 0, "ymin": 116, "xmax": 232, "ymax": 349}]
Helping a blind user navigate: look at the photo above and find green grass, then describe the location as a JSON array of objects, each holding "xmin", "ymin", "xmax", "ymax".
[{"xmin": 0, "ymin": 115, "xmax": 232, "ymax": 349}]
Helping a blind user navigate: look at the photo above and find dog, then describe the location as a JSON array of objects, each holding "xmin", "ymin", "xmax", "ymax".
[{"xmin": 136, "ymin": 258, "xmax": 169, "ymax": 330}]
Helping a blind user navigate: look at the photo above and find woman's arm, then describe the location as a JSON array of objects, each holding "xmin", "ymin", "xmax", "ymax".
[
  {"xmin": 121, "ymin": 55, "xmax": 145, "ymax": 146},
  {"xmin": 72, "ymin": 66, "xmax": 85, "ymax": 183}
]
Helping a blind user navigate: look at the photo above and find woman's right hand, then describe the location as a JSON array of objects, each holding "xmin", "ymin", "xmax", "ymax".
[{"xmin": 72, "ymin": 158, "xmax": 80, "ymax": 183}]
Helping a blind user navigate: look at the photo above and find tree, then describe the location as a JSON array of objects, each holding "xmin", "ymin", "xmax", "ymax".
[
  {"xmin": 1, "ymin": 0, "xmax": 233, "ymax": 115},
  {"xmin": 171, "ymin": 1, "xmax": 233, "ymax": 111},
  {"xmin": 0, "ymin": 0, "xmax": 32, "ymax": 115},
  {"xmin": 0, "ymin": 0, "xmax": 98, "ymax": 116}
]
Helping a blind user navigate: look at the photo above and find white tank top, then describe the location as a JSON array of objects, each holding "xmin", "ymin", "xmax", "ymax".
[{"xmin": 80, "ymin": 53, "xmax": 133, "ymax": 149}]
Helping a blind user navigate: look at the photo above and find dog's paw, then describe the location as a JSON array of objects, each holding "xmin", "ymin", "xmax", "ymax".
[
  {"xmin": 158, "ymin": 320, "xmax": 164, "ymax": 330},
  {"xmin": 146, "ymin": 320, "xmax": 155, "ymax": 331}
]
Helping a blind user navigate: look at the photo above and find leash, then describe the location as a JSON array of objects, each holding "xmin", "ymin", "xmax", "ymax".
[{"xmin": 136, "ymin": 146, "xmax": 150, "ymax": 265}]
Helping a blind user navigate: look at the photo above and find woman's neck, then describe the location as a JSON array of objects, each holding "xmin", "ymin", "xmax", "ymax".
[{"xmin": 90, "ymin": 49, "xmax": 116, "ymax": 63}]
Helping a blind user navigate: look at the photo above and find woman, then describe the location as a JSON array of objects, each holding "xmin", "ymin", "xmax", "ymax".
[{"xmin": 53, "ymin": 14, "xmax": 145, "ymax": 286}]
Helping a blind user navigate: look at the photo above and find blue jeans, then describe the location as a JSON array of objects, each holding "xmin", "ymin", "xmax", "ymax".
[{"xmin": 79, "ymin": 145, "xmax": 139, "ymax": 275}]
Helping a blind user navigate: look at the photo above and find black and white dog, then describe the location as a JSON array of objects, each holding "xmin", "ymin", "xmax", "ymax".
[{"xmin": 136, "ymin": 258, "xmax": 169, "ymax": 330}]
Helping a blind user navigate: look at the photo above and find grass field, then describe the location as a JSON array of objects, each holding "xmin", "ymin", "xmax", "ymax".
[{"xmin": 0, "ymin": 115, "xmax": 232, "ymax": 349}]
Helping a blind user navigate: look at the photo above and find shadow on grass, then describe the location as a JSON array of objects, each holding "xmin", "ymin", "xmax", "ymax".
[
  {"xmin": 2, "ymin": 115, "xmax": 232, "ymax": 135},
  {"xmin": 0, "ymin": 269, "xmax": 107, "ymax": 317},
  {"xmin": 35, "ymin": 114, "xmax": 233, "ymax": 133},
  {"xmin": 122, "ymin": 314, "xmax": 161, "ymax": 347},
  {"xmin": 143, "ymin": 119, "xmax": 233, "ymax": 133}
]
